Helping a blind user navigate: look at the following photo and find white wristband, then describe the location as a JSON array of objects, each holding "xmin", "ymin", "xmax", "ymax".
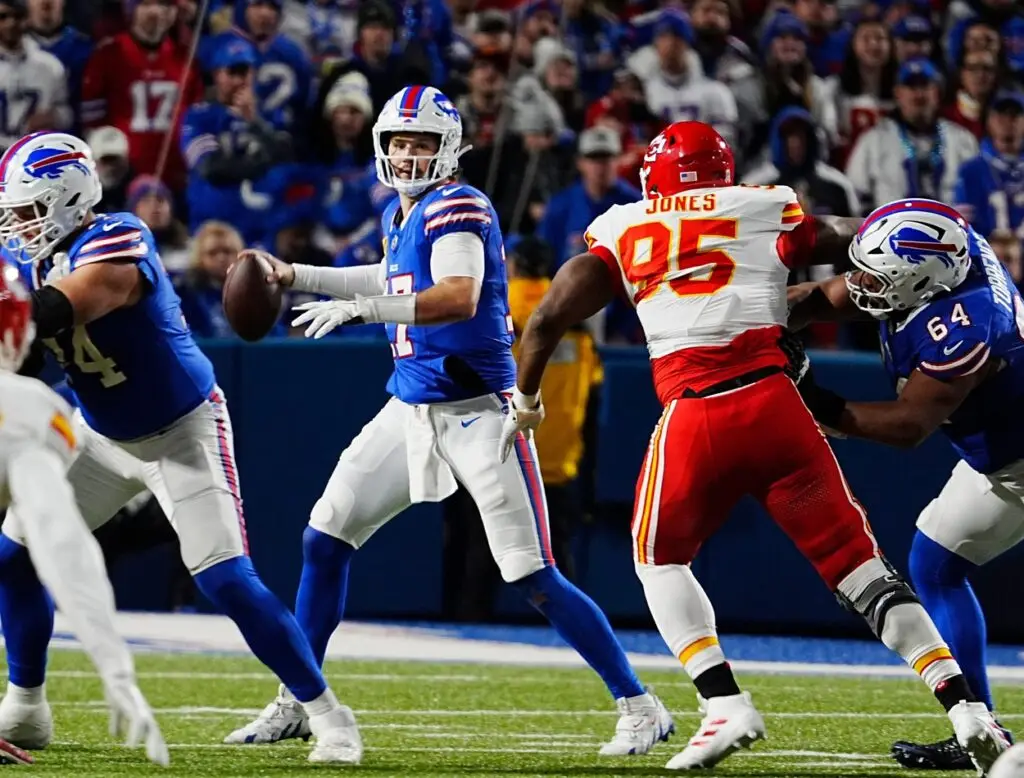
[
  {"xmin": 356, "ymin": 293, "xmax": 417, "ymax": 324},
  {"xmin": 512, "ymin": 388, "xmax": 540, "ymax": 409}
]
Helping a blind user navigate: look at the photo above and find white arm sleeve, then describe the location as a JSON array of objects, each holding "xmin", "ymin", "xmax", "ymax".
[
  {"xmin": 8, "ymin": 446, "xmax": 135, "ymax": 686},
  {"xmin": 430, "ymin": 232, "xmax": 485, "ymax": 283},
  {"xmin": 291, "ymin": 260, "xmax": 387, "ymax": 299}
]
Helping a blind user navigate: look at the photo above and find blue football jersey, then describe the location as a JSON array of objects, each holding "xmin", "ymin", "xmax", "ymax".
[
  {"xmin": 380, "ymin": 183, "xmax": 516, "ymax": 404},
  {"xmin": 25, "ymin": 213, "xmax": 216, "ymax": 441},
  {"xmin": 879, "ymin": 228, "xmax": 1024, "ymax": 474},
  {"xmin": 954, "ymin": 141, "xmax": 1024, "ymax": 241}
]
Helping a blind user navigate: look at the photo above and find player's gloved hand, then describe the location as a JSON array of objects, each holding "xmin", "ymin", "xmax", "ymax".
[
  {"xmin": 498, "ymin": 389, "xmax": 545, "ymax": 463},
  {"xmin": 104, "ymin": 679, "xmax": 170, "ymax": 767},
  {"xmin": 292, "ymin": 299, "xmax": 362, "ymax": 339},
  {"xmin": 44, "ymin": 252, "xmax": 71, "ymax": 285},
  {"xmin": 777, "ymin": 330, "xmax": 848, "ymax": 437},
  {"xmin": 778, "ymin": 328, "xmax": 810, "ymax": 383},
  {"xmin": 238, "ymin": 249, "xmax": 295, "ymax": 287}
]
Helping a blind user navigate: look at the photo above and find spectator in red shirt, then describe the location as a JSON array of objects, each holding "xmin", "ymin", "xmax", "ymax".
[
  {"xmin": 81, "ymin": 0, "xmax": 203, "ymax": 192},
  {"xmin": 944, "ymin": 48, "xmax": 1000, "ymax": 139}
]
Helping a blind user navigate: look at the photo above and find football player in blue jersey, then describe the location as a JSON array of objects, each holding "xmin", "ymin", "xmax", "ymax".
[
  {"xmin": 228, "ymin": 85, "xmax": 676, "ymax": 756},
  {"xmin": 789, "ymin": 199, "xmax": 1020, "ymax": 771},
  {"xmin": 0, "ymin": 131, "xmax": 362, "ymax": 763}
]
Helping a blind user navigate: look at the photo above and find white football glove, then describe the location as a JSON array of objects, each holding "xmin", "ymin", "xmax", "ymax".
[
  {"xmin": 498, "ymin": 389, "xmax": 545, "ymax": 463},
  {"xmin": 292, "ymin": 299, "xmax": 362, "ymax": 339},
  {"xmin": 44, "ymin": 252, "xmax": 71, "ymax": 285},
  {"xmin": 105, "ymin": 680, "xmax": 170, "ymax": 767}
]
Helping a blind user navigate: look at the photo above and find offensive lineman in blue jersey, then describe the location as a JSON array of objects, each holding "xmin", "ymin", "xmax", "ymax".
[
  {"xmin": 0, "ymin": 132, "xmax": 362, "ymax": 763},
  {"xmin": 229, "ymin": 85, "xmax": 676, "ymax": 756},
  {"xmin": 788, "ymin": 199, "xmax": 1020, "ymax": 771}
]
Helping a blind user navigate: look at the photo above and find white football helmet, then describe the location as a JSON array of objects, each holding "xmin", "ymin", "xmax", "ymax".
[
  {"xmin": 0, "ymin": 131, "xmax": 103, "ymax": 265},
  {"xmin": 990, "ymin": 743, "xmax": 1024, "ymax": 778},
  {"xmin": 372, "ymin": 86, "xmax": 467, "ymax": 197},
  {"xmin": 846, "ymin": 199, "xmax": 972, "ymax": 318}
]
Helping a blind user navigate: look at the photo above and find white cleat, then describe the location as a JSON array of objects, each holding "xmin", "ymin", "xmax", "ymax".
[
  {"xmin": 949, "ymin": 700, "xmax": 1011, "ymax": 776},
  {"xmin": 599, "ymin": 690, "xmax": 675, "ymax": 756},
  {"xmin": 222, "ymin": 684, "xmax": 311, "ymax": 744},
  {"xmin": 0, "ymin": 686, "xmax": 52, "ymax": 750},
  {"xmin": 307, "ymin": 705, "xmax": 363, "ymax": 764},
  {"xmin": 665, "ymin": 692, "xmax": 766, "ymax": 770}
]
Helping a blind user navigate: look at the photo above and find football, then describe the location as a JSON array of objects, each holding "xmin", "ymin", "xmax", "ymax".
[{"xmin": 222, "ymin": 254, "xmax": 283, "ymax": 342}]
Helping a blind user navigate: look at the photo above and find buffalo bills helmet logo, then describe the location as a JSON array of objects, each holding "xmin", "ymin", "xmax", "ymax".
[
  {"xmin": 887, "ymin": 225, "xmax": 958, "ymax": 269},
  {"xmin": 23, "ymin": 147, "xmax": 90, "ymax": 181}
]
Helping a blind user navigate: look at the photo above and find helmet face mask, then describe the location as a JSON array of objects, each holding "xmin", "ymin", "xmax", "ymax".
[
  {"xmin": 0, "ymin": 132, "xmax": 102, "ymax": 265},
  {"xmin": 373, "ymin": 86, "xmax": 467, "ymax": 198},
  {"xmin": 847, "ymin": 200, "xmax": 972, "ymax": 318}
]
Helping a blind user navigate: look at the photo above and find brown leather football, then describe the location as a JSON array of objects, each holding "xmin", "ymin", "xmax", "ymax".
[{"xmin": 222, "ymin": 254, "xmax": 283, "ymax": 342}]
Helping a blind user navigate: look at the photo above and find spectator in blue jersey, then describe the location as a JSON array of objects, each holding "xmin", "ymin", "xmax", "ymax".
[
  {"xmin": 315, "ymin": 0, "xmax": 431, "ymax": 117},
  {"xmin": 892, "ymin": 15, "xmax": 934, "ymax": 64},
  {"xmin": 511, "ymin": 0, "xmax": 558, "ymax": 72},
  {"xmin": 559, "ymin": 0, "xmax": 622, "ymax": 101},
  {"xmin": 181, "ymin": 38, "xmax": 295, "ymax": 244},
  {"xmin": 25, "ymin": 0, "xmax": 92, "ymax": 133},
  {"xmin": 200, "ymin": 0, "xmax": 313, "ymax": 132},
  {"xmin": 402, "ymin": 0, "xmax": 458, "ymax": 92},
  {"xmin": 177, "ymin": 221, "xmax": 287, "ymax": 338},
  {"xmin": 954, "ymin": 90, "xmax": 1024, "ymax": 270},
  {"xmin": 311, "ymin": 71, "xmax": 385, "ymax": 257},
  {"xmin": 538, "ymin": 126, "xmax": 641, "ymax": 269},
  {"xmin": 279, "ymin": 0, "xmax": 359, "ymax": 66},
  {"xmin": 127, "ymin": 175, "xmax": 191, "ymax": 279},
  {"xmin": 790, "ymin": 0, "xmax": 849, "ymax": 77}
]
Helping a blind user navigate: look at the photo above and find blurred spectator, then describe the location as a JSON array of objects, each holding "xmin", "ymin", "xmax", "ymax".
[
  {"xmin": 312, "ymin": 72, "xmax": 393, "ymax": 258},
  {"xmin": 127, "ymin": 175, "xmax": 191, "ymax": 277},
  {"xmin": 789, "ymin": 0, "xmax": 848, "ymax": 77},
  {"xmin": 512, "ymin": 37, "xmax": 582, "ymax": 139},
  {"xmin": 280, "ymin": 0, "xmax": 358, "ymax": 65},
  {"xmin": 87, "ymin": 126, "xmax": 134, "ymax": 213},
  {"xmin": 201, "ymin": 0, "xmax": 313, "ymax": 133},
  {"xmin": 512, "ymin": 0, "xmax": 558, "ymax": 71},
  {"xmin": 945, "ymin": 48, "xmax": 1000, "ymax": 139},
  {"xmin": 832, "ymin": 16, "xmax": 895, "ymax": 165},
  {"xmin": 176, "ymin": 221, "xmax": 284, "ymax": 339},
  {"xmin": 846, "ymin": 58, "xmax": 978, "ymax": 212},
  {"xmin": 688, "ymin": 0, "xmax": 766, "ymax": 158},
  {"xmin": 181, "ymin": 39, "xmax": 295, "ymax": 244},
  {"xmin": 558, "ymin": 0, "xmax": 622, "ymax": 101},
  {"xmin": 82, "ymin": 0, "xmax": 202, "ymax": 192},
  {"xmin": 457, "ymin": 50, "xmax": 547, "ymax": 232},
  {"xmin": 538, "ymin": 126, "xmax": 641, "ymax": 269},
  {"xmin": 756, "ymin": 11, "xmax": 838, "ymax": 157},
  {"xmin": 25, "ymin": 0, "xmax": 92, "ymax": 133},
  {"xmin": 315, "ymin": 0, "xmax": 431, "ymax": 116},
  {"xmin": 584, "ymin": 68, "xmax": 663, "ymax": 187},
  {"xmin": 946, "ymin": 18, "xmax": 1004, "ymax": 72},
  {"xmin": 628, "ymin": 10, "xmax": 738, "ymax": 153},
  {"xmin": 744, "ymin": 106, "xmax": 859, "ymax": 223},
  {"xmin": 990, "ymin": 231, "xmax": 1023, "ymax": 288},
  {"xmin": 0, "ymin": 0, "xmax": 71, "ymax": 152},
  {"xmin": 447, "ymin": 7, "xmax": 506, "ymax": 92},
  {"xmin": 954, "ymin": 90, "xmax": 1024, "ymax": 259},
  {"xmin": 891, "ymin": 15, "xmax": 933, "ymax": 64}
]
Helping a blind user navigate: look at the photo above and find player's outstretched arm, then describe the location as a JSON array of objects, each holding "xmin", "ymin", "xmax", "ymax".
[
  {"xmin": 517, "ymin": 253, "xmax": 617, "ymax": 396},
  {"xmin": 809, "ymin": 216, "xmax": 863, "ymax": 266},
  {"xmin": 805, "ymin": 366, "xmax": 991, "ymax": 448},
  {"xmin": 37, "ymin": 262, "xmax": 144, "ymax": 337},
  {"xmin": 245, "ymin": 249, "xmax": 387, "ymax": 301},
  {"xmin": 787, "ymin": 275, "xmax": 862, "ymax": 331}
]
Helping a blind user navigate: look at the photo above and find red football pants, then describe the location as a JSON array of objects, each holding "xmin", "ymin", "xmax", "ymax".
[{"xmin": 631, "ymin": 373, "xmax": 879, "ymax": 589}]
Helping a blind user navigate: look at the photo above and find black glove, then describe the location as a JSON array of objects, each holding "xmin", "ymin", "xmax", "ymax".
[{"xmin": 778, "ymin": 329, "xmax": 847, "ymax": 430}]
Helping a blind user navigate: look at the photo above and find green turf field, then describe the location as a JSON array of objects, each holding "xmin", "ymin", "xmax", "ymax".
[{"xmin": 12, "ymin": 649, "xmax": 1021, "ymax": 776}]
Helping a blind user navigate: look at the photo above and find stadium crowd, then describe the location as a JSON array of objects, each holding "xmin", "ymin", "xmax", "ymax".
[{"xmin": 1, "ymin": 0, "xmax": 1022, "ymax": 349}]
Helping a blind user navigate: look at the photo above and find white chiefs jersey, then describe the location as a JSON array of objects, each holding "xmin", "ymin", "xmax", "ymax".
[
  {"xmin": 0, "ymin": 373, "xmax": 78, "ymax": 507},
  {"xmin": 585, "ymin": 184, "xmax": 813, "ymax": 401},
  {"xmin": 0, "ymin": 39, "xmax": 72, "ymax": 151}
]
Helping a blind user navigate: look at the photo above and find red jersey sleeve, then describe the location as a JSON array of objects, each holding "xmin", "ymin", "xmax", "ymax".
[{"xmin": 776, "ymin": 207, "xmax": 819, "ymax": 269}]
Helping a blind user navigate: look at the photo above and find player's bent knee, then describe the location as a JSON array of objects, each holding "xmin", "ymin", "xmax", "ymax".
[
  {"xmin": 308, "ymin": 493, "xmax": 362, "ymax": 547},
  {"xmin": 835, "ymin": 557, "xmax": 921, "ymax": 639},
  {"xmin": 509, "ymin": 565, "xmax": 564, "ymax": 605},
  {"xmin": 496, "ymin": 551, "xmax": 549, "ymax": 584},
  {"xmin": 192, "ymin": 555, "xmax": 260, "ymax": 608}
]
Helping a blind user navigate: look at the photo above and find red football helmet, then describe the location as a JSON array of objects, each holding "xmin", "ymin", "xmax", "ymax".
[
  {"xmin": 0, "ymin": 262, "xmax": 34, "ymax": 374},
  {"xmin": 639, "ymin": 121, "xmax": 735, "ymax": 199}
]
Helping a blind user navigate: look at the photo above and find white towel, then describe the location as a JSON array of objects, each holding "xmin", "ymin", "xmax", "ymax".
[{"xmin": 406, "ymin": 404, "xmax": 457, "ymax": 504}]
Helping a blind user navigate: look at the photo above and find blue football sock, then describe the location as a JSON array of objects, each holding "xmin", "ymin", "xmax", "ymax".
[
  {"xmin": 514, "ymin": 566, "xmax": 644, "ymax": 699},
  {"xmin": 193, "ymin": 556, "xmax": 326, "ymax": 702},
  {"xmin": 909, "ymin": 531, "xmax": 992, "ymax": 709},
  {"xmin": 0, "ymin": 536, "xmax": 53, "ymax": 689},
  {"xmin": 294, "ymin": 526, "xmax": 354, "ymax": 667}
]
